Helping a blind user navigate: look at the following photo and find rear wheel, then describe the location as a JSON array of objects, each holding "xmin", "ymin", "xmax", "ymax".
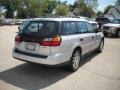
[
  {"xmin": 116, "ymin": 30, "xmax": 120, "ymax": 38},
  {"xmin": 67, "ymin": 50, "xmax": 81, "ymax": 71}
]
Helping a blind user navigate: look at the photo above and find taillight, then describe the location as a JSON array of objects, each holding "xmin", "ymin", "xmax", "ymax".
[
  {"xmin": 51, "ymin": 36, "xmax": 61, "ymax": 46},
  {"xmin": 15, "ymin": 35, "xmax": 21, "ymax": 45},
  {"xmin": 40, "ymin": 36, "xmax": 62, "ymax": 46}
]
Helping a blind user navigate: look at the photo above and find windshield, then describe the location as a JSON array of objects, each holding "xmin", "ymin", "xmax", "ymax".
[
  {"xmin": 82, "ymin": 17, "xmax": 90, "ymax": 21},
  {"xmin": 116, "ymin": 19, "xmax": 120, "ymax": 24},
  {"xmin": 20, "ymin": 21, "xmax": 58, "ymax": 38},
  {"xmin": 110, "ymin": 19, "xmax": 120, "ymax": 24}
]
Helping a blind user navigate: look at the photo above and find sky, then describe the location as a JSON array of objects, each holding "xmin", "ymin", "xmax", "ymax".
[{"xmin": 61, "ymin": 0, "xmax": 117, "ymax": 12}]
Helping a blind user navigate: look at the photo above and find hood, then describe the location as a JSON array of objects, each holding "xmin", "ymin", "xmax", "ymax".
[
  {"xmin": 103, "ymin": 23, "xmax": 120, "ymax": 27},
  {"xmin": 87, "ymin": 21, "xmax": 98, "ymax": 24}
]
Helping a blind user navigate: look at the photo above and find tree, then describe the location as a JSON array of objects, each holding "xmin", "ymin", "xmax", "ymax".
[
  {"xmin": 56, "ymin": 4, "xmax": 69, "ymax": 16},
  {"xmin": 0, "ymin": 0, "xmax": 12, "ymax": 18},
  {"xmin": 86, "ymin": 7, "xmax": 96, "ymax": 17},
  {"xmin": 0, "ymin": 0, "xmax": 58, "ymax": 18},
  {"xmin": 74, "ymin": 0, "xmax": 98, "ymax": 10},
  {"xmin": 97, "ymin": 11, "xmax": 103, "ymax": 16},
  {"xmin": 43, "ymin": 0, "xmax": 57, "ymax": 14},
  {"xmin": 103, "ymin": 5, "xmax": 112, "ymax": 14},
  {"xmin": 73, "ymin": 0, "xmax": 96, "ymax": 17},
  {"xmin": 69, "ymin": 4, "xmax": 74, "ymax": 12},
  {"xmin": 19, "ymin": 0, "xmax": 57, "ymax": 18},
  {"xmin": 0, "ymin": 0, "xmax": 97, "ymax": 18},
  {"xmin": 17, "ymin": 8, "xmax": 28, "ymax": 19}
]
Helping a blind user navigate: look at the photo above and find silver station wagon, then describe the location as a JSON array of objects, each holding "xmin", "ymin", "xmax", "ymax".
[{"xmin": 13, "ymin": 18, "xmax": 104, "ymax": 71}]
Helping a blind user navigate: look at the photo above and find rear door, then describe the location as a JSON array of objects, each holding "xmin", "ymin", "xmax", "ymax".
[
  {"xmin": 51, "ymin": 21, "xmax": 79, "ymax": 60},
  {"xmin": 77, "ymin": 21, "xmax": 94, "ymax": 55},
  {"xmin": 85, "ymin": 22, "xmax": 97, "ymax": 50},
  {"xmin": 17, "ymin": 21, "xmax": 57, "ymax": 56}
]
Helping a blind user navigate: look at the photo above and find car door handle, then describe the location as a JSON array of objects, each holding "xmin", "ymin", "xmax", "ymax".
[{"xmin": 80, "ymin": 38, "xmax": 83, "ymax": 41}]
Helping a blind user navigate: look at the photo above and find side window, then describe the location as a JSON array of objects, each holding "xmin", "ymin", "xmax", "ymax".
[
  {"xmin": 77, "ymin": 22, "xmax": 88, "ymax": 33},
  {"xmin": 61, "ymin": 22, "xmax": 77, "ymax": 35},
  {"xmin": 85, "ymin": 22, "xmax": 95, "ymax": 33}
]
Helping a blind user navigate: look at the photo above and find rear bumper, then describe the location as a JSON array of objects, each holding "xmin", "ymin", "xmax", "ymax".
[{"xmin": 12, "ymin": 48, "xmax": 69, "ymax": 65}]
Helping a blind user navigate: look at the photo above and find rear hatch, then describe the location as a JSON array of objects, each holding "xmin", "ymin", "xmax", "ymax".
[{"xmin": 15, "ymin": 21, "xmax": 59, "ymax": 56}]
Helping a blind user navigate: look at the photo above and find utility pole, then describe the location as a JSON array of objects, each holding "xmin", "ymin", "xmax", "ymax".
[
  {"xmin": 11, "ymin": 0, "xmax": 13, "ymax": 18},
  {"xmin": 78, "ymin": 0, "xmax": 79, "ymax": 16}
]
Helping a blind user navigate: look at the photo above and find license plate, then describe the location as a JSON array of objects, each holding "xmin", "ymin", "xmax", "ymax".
[{"xmin": 26, "ymin": 43, "xmax": 36, "ymax": 51}]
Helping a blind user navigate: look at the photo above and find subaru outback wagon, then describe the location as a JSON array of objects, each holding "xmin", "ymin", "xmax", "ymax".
[{"xmin": 12, "ymin": 18, "xmax": 104, "ymax": 71}]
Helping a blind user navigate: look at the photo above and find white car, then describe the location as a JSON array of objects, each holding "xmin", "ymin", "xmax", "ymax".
[
  {"xmin": 2, "ymin": 19, "xmax": 15, "ymax": 25},
  {"xmin": 87, "ymin": 20, "xmax": 99, "ymax": 29},
  {"xmin": 15, "ymin": 19, "xmax": 23, "ymax": 25},
  {"xmin": 77, "ymin": 16, "xmax": 99, "ymax": 29},
  {"xmin": 101, "ymin": 19, "xmax": 120, "ymax": 38},
  {"xmin": 13, "ymin": 18, "xmax": 104, "ymax": 71}
]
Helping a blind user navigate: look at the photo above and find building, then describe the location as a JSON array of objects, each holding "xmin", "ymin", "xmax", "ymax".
[{"xmin": 106, "ymin": 5, "xmax": 120, "ymax": 19}]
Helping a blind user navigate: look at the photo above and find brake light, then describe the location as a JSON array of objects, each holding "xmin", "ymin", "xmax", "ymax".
[
  {"xmin": 40, "ymin": 36, "xmax": 62, "ymax": 46},
  {"xmin": 15, "ymin": 35, "xmax": 21, "ymax": 45}
]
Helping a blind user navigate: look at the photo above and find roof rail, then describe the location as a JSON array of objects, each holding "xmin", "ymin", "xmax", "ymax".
[{"xmin": 37, "ymin": 15, "xmax": 80, "ymax": 18}]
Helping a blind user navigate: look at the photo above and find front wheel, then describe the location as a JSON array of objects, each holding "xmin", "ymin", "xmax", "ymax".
[
  {"xmin": 67, "ymin": 50, "xmax": 81, "ymax": 71},
  {"xmin": 116, "ymin": 30, "xmax": 120, "ymax": 38}
]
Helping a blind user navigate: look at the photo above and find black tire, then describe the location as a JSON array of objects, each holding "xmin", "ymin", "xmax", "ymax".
[
  {"xmin": 67, "ymin": 50, "xmax": 81, "ymax": 71},
  {"xmin": 97, "ymin": 40, "xmax": 104, "ymax": 53},
  {"xmin": 116, "ymin": 30, "xmax": 120, "ymax": 38}
]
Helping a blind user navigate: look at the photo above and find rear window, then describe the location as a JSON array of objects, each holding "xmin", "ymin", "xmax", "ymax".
[{"xmin": 21, "ymin": 21, "xmax": 58, "ymax": 37}]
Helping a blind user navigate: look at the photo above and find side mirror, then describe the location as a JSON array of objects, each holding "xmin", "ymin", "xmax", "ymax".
[
  {"xmin": 17, "ymin": 26, "xmax": 21, "ymax": 34},
  {"xmin": 18, "ymin": 26, "xmax": 20, "ymax": 30},
  {"xmin": 94, "ymin": 28, "xmax": 101, "ymax": 33}
]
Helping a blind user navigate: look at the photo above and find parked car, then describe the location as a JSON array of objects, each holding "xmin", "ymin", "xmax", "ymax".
[
  {"xmin": 12, "ymin": 18, "xmax": 104, "ymax": 71},
  {"xmin": 78, "ymin": 16, "xmax": 99, "ymax": 29},
  {"xmin": 101, "ymin": 19, "xmax": 120, "ymax": 37},
  {"xmin": 15, "ymin": 19, "xmax": 22, "ymax": 25},
  {"xmin": 95, "ymin": 16, "xmax": 110, "ymax": 28},
  {"xmin": 2, "ymin": 19, "xmax": 14, "ymax": 25},
  {"xmin": 87, "ymin": 20, "xmax": 99, "ymax": 29}
]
